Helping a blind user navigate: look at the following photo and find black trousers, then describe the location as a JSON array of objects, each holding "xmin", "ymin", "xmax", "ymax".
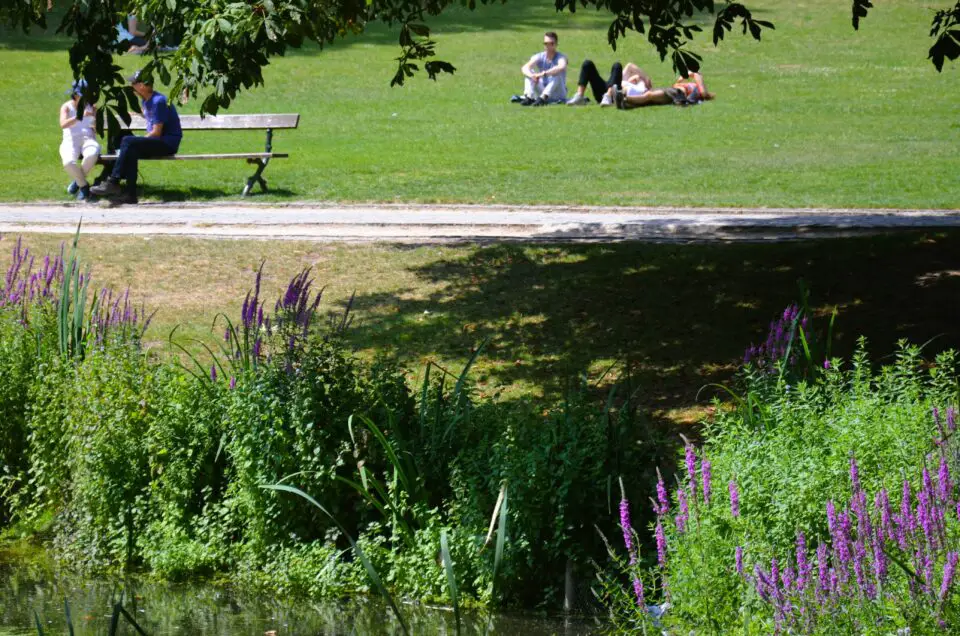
[
  {"xmin": 110, "ymin": 136, "xmax": 177, "ymax": 194},
  {"xmin": 577, "ymin": 60, "xmax": 623, "ymax": 102}
]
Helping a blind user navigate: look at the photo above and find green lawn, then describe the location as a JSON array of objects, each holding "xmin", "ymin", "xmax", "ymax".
[{"xmin": 1, "ymin": 0, "xmax": 958, "ymax": 207}]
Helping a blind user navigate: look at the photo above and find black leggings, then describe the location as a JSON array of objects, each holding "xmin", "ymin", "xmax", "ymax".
[{"xmin": 577, "ymin": 60, "xmax": 623, "ymax": 102}]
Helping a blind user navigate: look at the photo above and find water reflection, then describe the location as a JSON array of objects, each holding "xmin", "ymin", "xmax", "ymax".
[{"xmin": 1, "ymin": 552, "xmax": 601, "ymax": 635}]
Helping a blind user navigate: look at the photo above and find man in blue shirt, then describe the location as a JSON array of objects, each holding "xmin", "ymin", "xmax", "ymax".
[{"xmin": 91, "ymin": 70, "xmax": 182, "ymax": 204}]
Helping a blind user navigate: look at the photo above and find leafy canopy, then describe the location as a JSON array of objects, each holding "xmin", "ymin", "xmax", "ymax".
[{"xmin": 1, "ymin": 0, "xmax": 956, "ymax": 127}]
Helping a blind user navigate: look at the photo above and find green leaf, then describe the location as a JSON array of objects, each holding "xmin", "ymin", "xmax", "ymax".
[
  {"xmin": 440, "ymin": 530, "xmax": 461, "ymax": 634},
  {"xmin": 261, "ymin": 483, "xmax": 409, "ymax": 635}
]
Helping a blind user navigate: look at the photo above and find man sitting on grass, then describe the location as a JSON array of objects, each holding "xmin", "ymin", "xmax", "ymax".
[
  {"xmin": 618, "ymin": 71, "xmax": 715, "ymax": 109},
  {"xmin": 519, "ymin": 31, "xmax": 568, "ymax": 106},
  {"xmin": 91, "ymin": 70, "xmax": 182, "ymax": 205},
  {"xmin": 567, "ymin": 60, "xmax": 652, "ymax": 107}
]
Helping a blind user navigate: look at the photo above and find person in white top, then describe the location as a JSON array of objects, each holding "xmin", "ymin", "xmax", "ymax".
[
  {"xmin": 59, "ymin": 80, "xmax": 101, "ymax": 202},
  {"xmin": 519, "ymin": 31, "xmax": 568, "ymax": 106},
  {"xmin": 566, "ymin": 61, "xmax": 651, "ymax": 107}
]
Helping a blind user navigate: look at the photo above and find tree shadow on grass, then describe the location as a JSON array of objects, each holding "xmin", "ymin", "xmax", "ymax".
[{"xmin": 345, "ymin": 231, "xmax": 960, "ymax": 420}]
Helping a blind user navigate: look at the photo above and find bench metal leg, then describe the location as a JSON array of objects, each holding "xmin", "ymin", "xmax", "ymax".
[{"xmin": 242, "ymin": 127, "xmax": 274, "ymax": 196}]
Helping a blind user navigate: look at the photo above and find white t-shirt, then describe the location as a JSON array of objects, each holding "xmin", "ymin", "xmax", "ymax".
[
  {"xmin": 624, "ymin": 82, "xmax": 649, "ymax": 98},
  {"xmin": 61, "ymin": 101, "xmax": 96, "ymax": 145}
]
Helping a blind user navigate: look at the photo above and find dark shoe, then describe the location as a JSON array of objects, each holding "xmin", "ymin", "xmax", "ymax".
[
  {"xmin": 520, "ymin": 96, "xmax": 536, "ymax": 106},
  {"xmin": 112, "ymin": 192, "xmax": 139, "ymax": 205},
  {"xmin": 510, "ymin": 94, "xmax": 524, "ymax": 104},
  {"xmin": 66, "ymin": 181, "xmax": 79, "ymax": 195},
  {"xmin": 90, "ymin": 179, "xmax": 122, "ymax": 196},
  {"xmin": 615, "ymin": 87, "xmax": 626, "ymax": 110},
  {"xmin": 76, "ymin": 185, "xmax": 95, "ymax": 203},
  {"xmin": 531, "ymin": 97, "xmax": 548, "ymax": 107}
]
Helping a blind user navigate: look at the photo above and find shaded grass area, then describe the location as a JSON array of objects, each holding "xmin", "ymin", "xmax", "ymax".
[
  {"xmin": 2, "ymin": 232, "xmax": 958, "ymax": 424},
  {"xmin": 0, "ymin": 0, "xmax": 958, "ymax": 207}
]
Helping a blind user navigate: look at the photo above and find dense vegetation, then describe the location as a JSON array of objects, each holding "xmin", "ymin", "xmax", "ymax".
[
  {"xmin": 0, "ymin": 235, "xmax": 658, "ymax": 612},
  {"xmin": 601, "ymin": 311, "xmax": 960, "ymax": 632}
]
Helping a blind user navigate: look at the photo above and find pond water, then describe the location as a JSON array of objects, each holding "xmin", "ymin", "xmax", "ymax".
[{"xmin": 0, "ymin": 552, "xmax": 601, "ymax": 635}]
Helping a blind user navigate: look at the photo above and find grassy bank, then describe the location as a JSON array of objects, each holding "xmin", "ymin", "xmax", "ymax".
[
  {"xmin": 2, "ymin": 231, "xmax": 959, "ymax": 421},
  {"xmin": 1, "ymin": 0, "xmax": 958, "ymax": 207}
]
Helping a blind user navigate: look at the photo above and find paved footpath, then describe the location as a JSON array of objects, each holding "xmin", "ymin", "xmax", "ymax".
[{"xmin": 1, "ymin": 202, "xmax": 959, "ymax": 242}]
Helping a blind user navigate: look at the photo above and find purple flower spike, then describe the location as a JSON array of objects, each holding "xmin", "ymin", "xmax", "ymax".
[
  {"xmin": 816, "ymin": 543, "xmax": 829, "ymax": 598},
  {"xmin": 735, "ymin": 546, "xmax": 744, "ymax": 576},
  {"xmin": 701, "ymin": 459, "xmax": 712, "ymax": 505},
  {"xmin": 675, "ymin": 488, "xmax": 689, "ymax": 534},
  {"xmin": 229, "ymin": 376, "xmax": 237, "ymax": 390},
  {"xmin": 655, "ymin": 521, "xmax": 667, "ymax": 568},
  {"xmin": 632, "ymin": 577, "xmax": 646, "ymax": 610},
  {"xmin": 823, "ymin": 359, "xmax": 831, "ymax": 370},
  {"xmin": 849, "ymin": 456, "xmax": 861, "ymax": 493},
  {"xmin": 938, "ymin": 456, "xmax": 952, "ymax": 506},
  {"xmin": 941, "ymin": 552, "xmax": 959, "ymax": 601},
  {"xmin": 948, "ymin": 406, "xmax": 957, "ymax": 432},
  {"xmin": 685, "ymin": 445, "xmax": 697, "ymax": 489},
  {"xmin": 619, "ymin": 496, "xmax": 636, "ymax": 563},
  {"xmin": 656, "ymin": 476, "xmax": 669, "ymax": 517},
  {"xmin": 210, "ymin": 365, "xmax": 217, "ymax": 381},
  {"xmin": 796, "ymin": 532, "xmax": 810, "ymax": 592},
  {"xmin": 729, "ymin": 480, "xmax": 740, "ymax": 518}
]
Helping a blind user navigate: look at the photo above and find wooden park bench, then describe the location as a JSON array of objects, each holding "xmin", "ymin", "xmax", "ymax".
[{"xmin": 98, "ymin": 113, "xmax": 300, "ymax": 196}]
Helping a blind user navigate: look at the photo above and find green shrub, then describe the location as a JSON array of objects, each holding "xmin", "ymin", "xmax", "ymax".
[{"xmin": 604, "ymin": 340, "xmax": 960, "ymax": 632}]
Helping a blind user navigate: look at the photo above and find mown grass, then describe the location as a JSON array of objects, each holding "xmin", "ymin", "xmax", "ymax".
[
  {"xmin": 1, "ymin": 0, "xmax": 958, "ymax": 207},
  {"xmin": 3, "ymin": 231, "xmax": 958, "ymax": 422}
]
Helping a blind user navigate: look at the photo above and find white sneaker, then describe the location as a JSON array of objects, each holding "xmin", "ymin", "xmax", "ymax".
[
  {"xmin": 600, "ymin": 92, "xmax": 614, "ymax": 107},
  {"xmin": 566, "ymin": 93, "xmax": 588, "ymax": 106}
]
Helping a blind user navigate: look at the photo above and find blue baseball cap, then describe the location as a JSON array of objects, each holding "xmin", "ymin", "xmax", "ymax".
[{"xmin": 66, "ymin": 79, "xmax": 87, "ymax": 96}]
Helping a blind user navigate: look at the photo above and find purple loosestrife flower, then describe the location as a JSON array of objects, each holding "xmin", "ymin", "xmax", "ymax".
[
  {"xmin": 817, "ymin": 543, "xmax": 830, "ymax": 600},
  {"xmin": 632, "ymin": 577, "xmax": 646, "ymax": 610},
  {"xmin": 655, "ymin": 521, "xmax": 667, "ymax": 568},
  {"xmin": 872, "ymin": 525, "xmax": 887, "ymax": 584},
  {"xmin": 701, "ymin": 459, "xmax": 713, "ymax": 505},
  {"xmin": 923, "ymin": 467, "xmax": 936, "ymax": 505},
  {"xmin": 941, "ymin": 552, "xmax": 959, "ymax": 601},
  {"xmin": 656, "ymin": 473, "xmax": 669, "ymax": 517},
  {"xmin": 876, "ymin": 488, "xmax": 894, "ymax": 544},
  {"xmin": 754, "ymin": 564, "xmax": 771, "ymax": 602},
  {"xmin": 897, "ymin": 481, "xmax": 915, "ymax": 550},
  {"xmin": 850, "ymin": 456, "xmax": 862, "ymax": 493},
  {"xmin": 685, "ymin": 444, "xmax": 697, "ymax": 490},
  {"xmin": 735, "ymin": 546, "xmax": 744, "ymax": 576},
  {"xmin": 948, "ymin": 406, "xmax": 957, "ymax": 432},
  {"xmin": 675, "ymin": 488, "xmax": 688, "ymax": 533},
  {"xmin": 938, "ymin": 456, "xmax": 953, "ymax": 506},
  {"xmin": 796, "ymin": 532, "xmax": 811, "ymax": 592},
  {"xmin": 229, "ymin": 376, "xmax": 236, "ymax": 390},
  {"xmin": 823, "ymin": 359, "xmax": 831, "ymax": 370},
  {"xmin": 729, "ymin": 480, "xmax": 741, "ymax": 518},
  {"xmin": 210, "ymin": 365, "xmax": 217, "ymax": 382},
  {"xmin": 619, "ymin": 496, "xmax": 636, "ymax": 563}
]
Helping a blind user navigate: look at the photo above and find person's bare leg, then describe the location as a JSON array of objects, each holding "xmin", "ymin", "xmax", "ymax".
[{"xmin": 622, "ymin": 90, "xmax": 672, "ymax": 109}]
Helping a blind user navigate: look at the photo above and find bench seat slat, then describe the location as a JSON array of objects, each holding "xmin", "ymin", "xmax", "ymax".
[
  {"xmin": 119, "ymin": 113, "xmax": 299, "ymax": 130},
  {"xmin": 99, "ymin": 152, "xmax": 289, "ymax": 161}
]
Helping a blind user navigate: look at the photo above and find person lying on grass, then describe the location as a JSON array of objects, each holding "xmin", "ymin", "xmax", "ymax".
[
  {"xmin": 567, "ymin": 60, "xmax": 652, "ymax": 107},
  {"xmin": 59, "ymin": 79, "xmax": 101, "ymax": 203},
  {"xmin": 617, "ymin": 71, "xmax": 715, "ymax": 109},
  {"xmin": 519, "ymin": 31, "xmax": 568, "ymax": 106}
]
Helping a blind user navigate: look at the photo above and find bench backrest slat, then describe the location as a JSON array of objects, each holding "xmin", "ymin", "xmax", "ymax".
[{"xmin": 122, "ymin": 113, "xmax": 300, "ymax": 130}]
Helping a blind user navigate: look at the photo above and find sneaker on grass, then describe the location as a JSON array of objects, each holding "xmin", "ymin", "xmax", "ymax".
[
  {"xmin": 66, "ymin": 181, "xmax": 79, "ymax": 195},
  {"xmin": 566, "ymin": 93, "xmax": 588, "ymax": 106},
  {"xmin": 600, "ymin": 92, "xmax": 614, "ymax": 107},
  {"xmin": 76, "ymin": 185, "xmax": 94, "ymax": 203}
]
